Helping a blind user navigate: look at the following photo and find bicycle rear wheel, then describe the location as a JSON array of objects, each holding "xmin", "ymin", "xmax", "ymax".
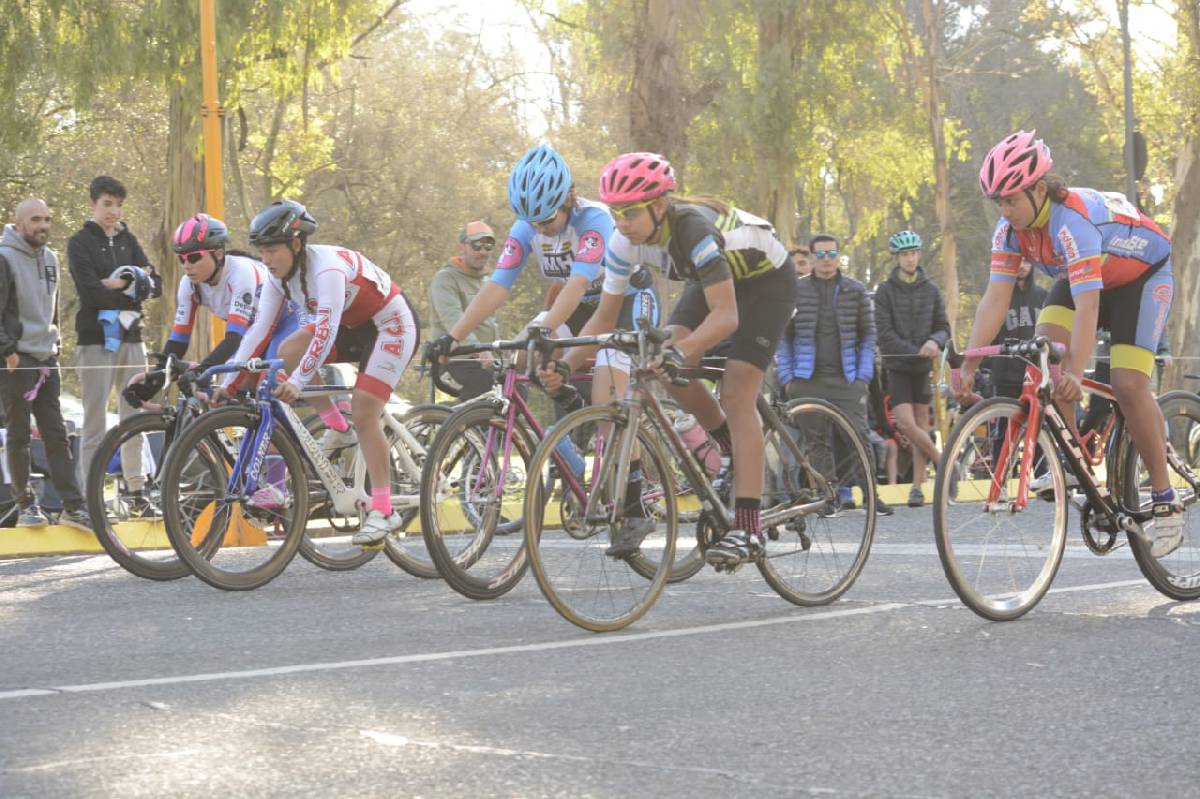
[
  {"xmin": 1121, "ymin": 392, "xmax": 1200, "ymax": 600},
  {"xmin": 86, "ymin": 411, "xmax": 188, "ymax": 580},
  {"xmin": 933, "ymin": 396, "xmax": 1068, "ymax": 620},
  {"xmin": 758, "ymin": 398, "xmax": 876, "ymax": 605},
  {"xmin": 161, "ymin": 406, "xmax": 309, "ymax": 590},
  {"xmin": 384, "ymin": 403, "xmax": 452, "ymax": 578},
  {"xmin": 525, "ymin": 405, "xmax": 676, "ymax": 632},
  {"xmin": 420, "ymin": 402, "xmax": 533, "ymax": 600}
]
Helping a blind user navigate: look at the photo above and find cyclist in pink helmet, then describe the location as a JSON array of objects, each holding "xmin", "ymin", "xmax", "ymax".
[
  {"xmin": 957, "ymin": 131, "xmax": 1182, "ymax": 555},
  {"xmin": 543, "ymin": 151, "xmax": 797, "ymax": 568}
]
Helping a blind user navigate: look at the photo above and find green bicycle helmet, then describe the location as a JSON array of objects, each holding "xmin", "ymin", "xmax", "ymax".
[{"xmin": 889, "ymin": 230, "xmax": 922, "ymax": 253}]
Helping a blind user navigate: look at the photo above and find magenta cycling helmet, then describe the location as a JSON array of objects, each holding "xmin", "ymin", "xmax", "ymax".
[
  {"xmin": 172, "ymin": 213, "xmax": 229, "ymax": 254},
  {"xmin": 979, "ymin": 130, "xmax": 1053, "ymax": 199},
  {"xmin": 598, "ymin": 152, "xmax": 677, "ymax": 204}
]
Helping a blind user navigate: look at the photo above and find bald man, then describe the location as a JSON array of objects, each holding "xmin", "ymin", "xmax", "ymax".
[{"xmin": 0, "ymin": 198, "xmax": 91, "ymax": 530}]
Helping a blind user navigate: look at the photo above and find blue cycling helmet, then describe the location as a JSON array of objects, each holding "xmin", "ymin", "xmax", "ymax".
[
  {"xmin": 889, "ymin": 230, "xmax": 922, "ymax": 253},
  {"xmin": 508, "ymin": 144, "xmax": 572, "ymax": 223}
]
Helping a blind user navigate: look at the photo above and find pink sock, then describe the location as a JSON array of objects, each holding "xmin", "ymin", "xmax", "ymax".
[
  {"xmin": 319, "ymin": 405, "xmax": 350, "ymax": 432},
  {"xmin": 371, "ymin": 487, "xmax": 391, "ymax": 515}
]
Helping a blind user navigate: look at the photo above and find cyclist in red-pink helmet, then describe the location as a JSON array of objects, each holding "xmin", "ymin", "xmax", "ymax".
[
  {"xmin": 542, "ymin": 151, "xmax": 798, "ymax": 569},
  {"xmin": 957, "ymin": 130, "xmax": 1183, "ymax": 554}
]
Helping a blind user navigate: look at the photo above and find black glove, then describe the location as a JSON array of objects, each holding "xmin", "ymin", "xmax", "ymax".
[
  {"xmin": 175, "ymin": 366, "xmax": 206, "ymax": 395},
  {"xmin": 122, "ymin": 370, "xmax": 166, "ymax": 409},
  {"xmin": 426, "ymin": 334, "xmax": 456, "ymax": 362}
]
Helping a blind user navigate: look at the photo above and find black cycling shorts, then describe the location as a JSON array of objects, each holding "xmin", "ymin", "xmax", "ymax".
[{"xmin": 667, "ymin": 265, "xmax": 795, "ymax": 371}]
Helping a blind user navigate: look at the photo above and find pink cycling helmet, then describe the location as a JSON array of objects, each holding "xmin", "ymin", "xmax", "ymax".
[
  {"xmin": 979, "ymin": 130, "xmax": 1053, "ymax": 199},
  {"xmin": 598, "ymin": 152, "xmax": 677, "ymax": 204}
]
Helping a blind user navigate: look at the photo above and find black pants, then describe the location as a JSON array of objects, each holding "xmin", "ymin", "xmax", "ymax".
[
  {"xmin": 786, "ymin": 374, "xmax": 876, "ymax": 493},
  {"xmin": 0, "ymin": 355, "xmax": 83, "ymax": 508}
]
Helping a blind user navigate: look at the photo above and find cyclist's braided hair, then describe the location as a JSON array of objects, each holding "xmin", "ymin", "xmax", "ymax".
[
  {"xmin": 280, "ymin": 238, "xmax": 310, "ymax": 311},
  {"xmin": 1043, "ymin": 174, "xmax": 1070, "ymax": 203}
]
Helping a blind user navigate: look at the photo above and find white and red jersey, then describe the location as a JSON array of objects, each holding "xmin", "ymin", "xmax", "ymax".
[
  {"xmin": 231, "ymin": 244, "xmax": 400, "ymax": 389},
  {"xmin": 169, "ymin": 254, "xmax": 265, "ymax": 345}
]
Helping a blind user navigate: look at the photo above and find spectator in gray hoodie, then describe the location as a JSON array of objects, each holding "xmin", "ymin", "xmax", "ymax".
[{"xmin": 0, "ymin": 198, "xmax": 91, "ymax": 530}]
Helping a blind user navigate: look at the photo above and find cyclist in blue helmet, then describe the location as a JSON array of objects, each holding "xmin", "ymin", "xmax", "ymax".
[{"xmin": 430, "ymin": 143, "xmax": 660, "ymax": 402}]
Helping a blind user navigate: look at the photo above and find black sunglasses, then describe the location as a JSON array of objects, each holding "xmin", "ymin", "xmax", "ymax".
[{"xmin": 177, "ymin": 249, "xmax": 216, "ymax": 264}]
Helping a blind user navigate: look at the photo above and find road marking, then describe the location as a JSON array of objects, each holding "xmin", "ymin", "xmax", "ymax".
[
  {"xmin": 0, "ymin": 577, "xmax": 1154, "ymax": 703},
  {"xmin": 4, "ymin": 749, "xmax": 208, "ymax": 773}
]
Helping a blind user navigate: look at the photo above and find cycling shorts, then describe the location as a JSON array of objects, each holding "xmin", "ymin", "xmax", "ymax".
[
  {"xmin": 302, "ymin": 293, "xmax": 419, "ymax": 400},
  {"xmin": 1037, "ymin": 258, "xmax": 1172, "ymax": 377},
  {"xmin": 667, "ymin": 265, "xmax": 795, "ymax": 371}
]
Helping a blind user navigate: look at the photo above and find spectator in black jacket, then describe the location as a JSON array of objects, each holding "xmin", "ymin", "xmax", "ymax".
[
  {"xmin": 67, "ymin": 176, "xmax": 160, "ymax": 489},
  {"xmin": 0, "ymin": 198, "xmax": 91, "ymax": 530},
  {"xmin": 985, "ymin": 258, "xmax": 1047, "ymax": 398},
  {"xmin": 873, "ymin": 230, "xmax": 951, "ymax": 507}
]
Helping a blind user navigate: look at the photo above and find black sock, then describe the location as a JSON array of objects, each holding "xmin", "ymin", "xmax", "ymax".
[
  {"xmin": 624, "ymin": 460, "xmax": 646, "ymax": 517},
  {"xmin": 709, "ymin": 422, "xmax": 733, "ymax": 458}
]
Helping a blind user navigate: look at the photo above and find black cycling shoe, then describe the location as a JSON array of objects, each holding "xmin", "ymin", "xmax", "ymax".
[{"xmin": 705, "ymin": 529, "xmax": 764, "ymax": 573}]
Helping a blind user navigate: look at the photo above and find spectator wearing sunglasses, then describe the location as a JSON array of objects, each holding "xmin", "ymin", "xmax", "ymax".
[
  {"xmin": 775, "ymin": 234, "xmax": 892, "ymax": 516},
  {"xmin": 873, "ymin": 229, "xmax": 951, "ymax": 508},
  {"xmin": 427, "ymin": 220, "xmax": 501, "ymax": 399},
  {"xmin": 67, "ymin": 175, "xmax": 161, "ymax": 487}
]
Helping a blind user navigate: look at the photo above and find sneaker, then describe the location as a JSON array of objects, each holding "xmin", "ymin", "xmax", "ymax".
[
  {"xmin": 1145, "ymin": 500, "xmax": 1185, "ymax": 558},
  {"xmin": 319, "ymin": 427, "xmax": 357, "ymax": 454},
  {"xmin": 249, "ymin": 484, "xmax": 290, "ymax": 510},
  {"xmin": 352, "ymin": 509, "xmax": 402, "ymax": 547},
  {"xmin": 124, "ymin": 490, "xmax": 161, "ymax": 519},
  {"xmin": 16, "ymin": 504, "xmax": 48, "ymax": 528},
  {"xmin": 605, "ymin": 516, "xmax": 656, "ymax": 558},
  {"xmin": 907, "ymin": 486, "xmax": 925, "ymax": 508},
  {"xmin": 875, "ymin": 498, "xmax": 894, "ymax": 517},
  {"xmin": 705, "ymin": 529, "xmax": 764, "ymax": 570},
  {"xmin": 1029, "ymin": 469, "xmax": 1079, "ymax": 496},
  {"xmin": 837, "ymin": 486, "xmax": 856, "ymax": 510},
  {"xmin": 57, "ymin": 506, "xmax": 94, "ymax": 533}
]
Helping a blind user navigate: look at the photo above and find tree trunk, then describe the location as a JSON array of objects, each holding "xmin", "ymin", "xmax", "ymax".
[
  {"xmin": 630, "ymin": 0, "xmax": 706, "ymax": 171},
  {"xmin": 754, "ymin": 0, "xmax": 801, "ymax": 243},
  {"xmin": 151, "ymin": 88, "xmax": 207, "ymax": 353},
  {"xmin": 1165, "ymin": 2, "xmax": 1200, "ymax": 391},
  {"xmin": 921, "ymin": 0, "xmax": 958, "ymax": 335}
]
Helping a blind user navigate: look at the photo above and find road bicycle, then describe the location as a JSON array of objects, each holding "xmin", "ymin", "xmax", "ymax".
[
  {"xmin": 157, "ymin": 358, "xmax": 447, "ymax": 590},
  {"xmin": 521, "ymin": 323, "xmax": 878, "ymax": 632},
  {"xmin": 935, "ymin": 337, "xmax": 1200, "ymax": 620}
]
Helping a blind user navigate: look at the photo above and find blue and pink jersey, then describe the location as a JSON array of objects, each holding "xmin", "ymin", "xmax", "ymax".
[
  {"xmin": 489, "ymin": 198, "xmax": 637, "ymax": 300},
  {"xmin": 989, "ymin": 188, "xmax": 1172, "ymax": 296}
]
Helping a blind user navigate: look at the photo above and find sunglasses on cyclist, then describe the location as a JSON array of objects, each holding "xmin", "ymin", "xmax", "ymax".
[
  {"xmin": 813, "ymin": 249, "xmax": 839, "ymax": 259},
  {"xmin": 608, "ymin": 198, "xmax": 658, "ymax": 222},
  {"xmin": 178, "ymin": 249, "xmax": 217, "ymax": 264},
  {"xmin": 469, "ymin": 240, "xmax": 495, "ymax": 252}
]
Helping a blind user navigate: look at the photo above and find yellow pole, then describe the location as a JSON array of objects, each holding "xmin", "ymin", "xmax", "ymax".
[
  {"xmin": 199, "ymin": 0, "xmax": 225, "ymax": 347},
  {"xmin": 197, "ymin": 0, "xmax": 265, "ymax": 547}
]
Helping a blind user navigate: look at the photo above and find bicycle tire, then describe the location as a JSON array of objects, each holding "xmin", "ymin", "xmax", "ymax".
[
  {"xmin": 161, "ymin": 405, "xmax": 310, "ymax": 590},
  {"xmin": 758, "ymin": 398, "xmax": 876, "ymax": 605},
  {"xmin": 1121, "ymin": 392, "xmax": 1200, "ymax": 600},
  {"xmin": 86, "ymin": 411, "xmax": 189, "ymax": 581},
  {"xmin": 420, "ymin": 402, "xmax": 535, "ymax": 600},
  {"xmin": 383, "ymin": 403, "xmax": 453, "ymax": 578},
  {"xmin": 933, "ymin": 396, "xmax": 1068, "ymax": 620},
  {"xmin": 525, "ymin": 404, "xmax": 677, "ymax": 632}
]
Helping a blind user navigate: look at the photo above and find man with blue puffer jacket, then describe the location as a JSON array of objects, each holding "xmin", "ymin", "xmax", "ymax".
[{"xmin": 775, "ymin": 233, "xmax": 892, "ymax": 516}]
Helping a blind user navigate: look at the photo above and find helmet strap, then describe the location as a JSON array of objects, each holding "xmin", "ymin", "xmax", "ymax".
[
  {"xmin": 205, "ymin": 249, "xmax": 225, "ymax": 287},
  {"xmin": 647, "ymin": 201, "xmax": 667, "ymax": 243}
]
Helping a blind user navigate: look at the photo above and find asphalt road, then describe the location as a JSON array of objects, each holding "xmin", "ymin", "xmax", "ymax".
[{"xmin": 2, "ymin": 507, "xmax": 1198, "ymax": 798}]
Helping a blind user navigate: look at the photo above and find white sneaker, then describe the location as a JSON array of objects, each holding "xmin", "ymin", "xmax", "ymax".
[
  {"xmin": 319, "ymin": 427, "xmax": 357, "ymax": 454},
  {"xmin": 1029, "ymin": 470, "xmax": 1078, "ymax": 495},
  {"xmin": 1145, "ymin": 500, "xmax": 1185, "ymax": 558},
  {"xmin": 352, "ymin": 510, "xmax": 402, "ymax": 547}
]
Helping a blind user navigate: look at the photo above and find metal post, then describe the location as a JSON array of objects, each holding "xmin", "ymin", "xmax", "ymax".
[{"xmin": 1119, "ymin": 0, "xmax": 1137, "ymax": 203}]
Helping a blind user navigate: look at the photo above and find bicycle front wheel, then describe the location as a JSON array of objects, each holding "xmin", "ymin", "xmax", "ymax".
[
  {"xmin": 383, "ymin": 403, "xmax": 452, "ymax": 578},
  {"xmin": 934, "ymin": 396, "xmax": 1068, "ymax": 620},
  {"xmin": 758, "ymin": 398, "xmax": 876, "ymax": 605},
  {"xmin": 525, "ymin": 405, "xmax": 677, "ymax": 632},
  {"xmin": 420, "ymin": 402, "xmax": 533, "ymax": 600},
  {"xmin": 1120, "ymin": 391, "xmax": 1200, "ymax": 600},
  {"xmin": 161, "ymin": 406, "xmax": 310, "ymax": 590},
  {"xmin": 86, "ymin": 410, "xmax": 187, "ymax": 580}
]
